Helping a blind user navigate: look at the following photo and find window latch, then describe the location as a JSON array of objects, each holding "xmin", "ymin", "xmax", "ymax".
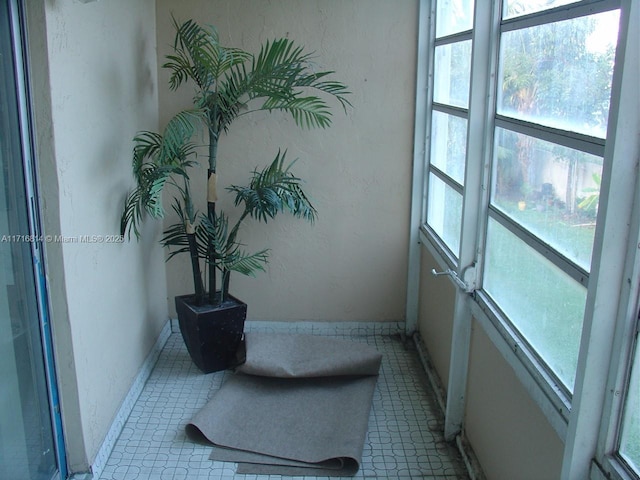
[
  {"xmin": 431, "ymin": 268, "xmax": 471, "ymax": 292},
  {"xmin": 431, "ymin": 264, "xmax": 476, "ymax": 293}
]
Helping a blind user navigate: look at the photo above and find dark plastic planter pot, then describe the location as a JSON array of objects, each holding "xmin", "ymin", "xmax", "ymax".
[{"xmin": 175, "ymin": 294, "xmax": 247, "ymax": 373}]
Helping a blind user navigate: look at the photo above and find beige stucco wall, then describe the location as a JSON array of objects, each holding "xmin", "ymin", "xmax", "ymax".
[
  {"xmin": 417, "ymin": 245, "xmax": 564, "ymax": 479},
  {"xmin": 29, "ymin": 0, "xmax": 167, "ymax": 472},
  {"xmin": 155, "ymin": 0, "xmax": 418, "ymax": 321},
  {"xmin": 465, "ymin": 323, "xmax": 564, "ymax": 480}
]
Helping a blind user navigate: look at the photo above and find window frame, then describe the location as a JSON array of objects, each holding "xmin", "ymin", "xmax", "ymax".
[
  {"xmin": 483, "ymin": 0, "xmax": 621, "ymax": 395},
  {"xmin": 588, "ymin": 0, "xmax": 640, "ymax": 477},
  {"xmin": 412, "ymin": 0, "xmax": 640, "ymax": 478},
  {"xmin": 422, "ymin": 6, "xmax": 474, "ymax": 263}
]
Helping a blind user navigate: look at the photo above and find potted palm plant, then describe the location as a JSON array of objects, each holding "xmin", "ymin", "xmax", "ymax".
[{"xmin": 120, "ymin": 18, "xmax": 350, "ymax": 373}]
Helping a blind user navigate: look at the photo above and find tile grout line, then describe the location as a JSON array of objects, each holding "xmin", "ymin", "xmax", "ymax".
[{"xmin": 96, "ymin": 322, "xmax": 470, "ymax": 479}]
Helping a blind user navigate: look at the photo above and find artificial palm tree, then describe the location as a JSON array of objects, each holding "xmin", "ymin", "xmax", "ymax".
[{"xmin": 121, "ymin": 18, "xmax": 350, "ymax": 308}]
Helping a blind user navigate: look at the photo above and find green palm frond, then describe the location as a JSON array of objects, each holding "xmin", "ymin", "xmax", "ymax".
[
  {"xmin": 310, "ymin": 80, "xmax": 352, "ymax": 111},
  {"xmin": 162, "ymin": 223, "xmax": 191, "ymax": 261},
  {"xmin": 250, "ymin": 38, "xmax": 310, "ymax": 93},
  {"xmin": 261, "ymin": 96, "xmax": 332, "ymax": 129},
  {"xmin": 132, "ymin": 131, "xmax": 162, "ymax": 176},
  {"xmin": 121, "ymin": 110, "xmax": 204, "ymax": 239},
  {"xmin": 196, "ymin": 212, "xmax": 269, "ymax": 276},
  {"xmin": 121, "ymin": 187, "xmax": 145, "ymax": 239},
  {"xmin": 157, "ymin": 109, "xmax": 205, "ymax": 163},
  {"xmin": 215, "ymin": 37, "xmax": 351, "ymax": 132},
  {"xmin": 225, "ymin": 249, "xmax": 270, "ymax": 276},
  {"xmin": 196, "ymin": 211, "xmax": 225, "ymax": 260},
  {"xmin": 160, "ymin": 199, "xmax": 192, "ymax": 261},
  {"xmin": 121, "ymin": 163, "xmax": 173, "ymax": 238},
  {"xmin": 164, "ymin": 17, "xmax": 251, "ymax": 92},
  {"xmin": 132, "ymin": 110, "xmax": 203, "ymax": 177},
  {"xmin": 164, "ymin": 21, "xmax": 352, "ymax": 136},
  {"xmin": 228, "ymin": 150, "xmax": 317, "ymax": 224}
]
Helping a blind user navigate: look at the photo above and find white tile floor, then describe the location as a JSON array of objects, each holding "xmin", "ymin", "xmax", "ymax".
[{"xmin": 97, "ymin": 324, "xmax": 469, "ymax": 479}]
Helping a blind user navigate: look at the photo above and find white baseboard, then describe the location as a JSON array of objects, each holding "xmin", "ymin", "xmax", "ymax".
[
  {"xmin": 89, "ymin": 319, "xmax": 172, "ymax": 479},
  {"xmin": 171, "ymin": 318, "xmax": 404, "ymax": 336},
  {"xmin": 245, "ymin": 319, "xmax": 404, "ymax": 335}
]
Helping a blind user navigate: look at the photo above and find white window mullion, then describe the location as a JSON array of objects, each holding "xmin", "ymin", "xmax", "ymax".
[
  {"xmin": 563, "ymin": 0, "xmax": 639, "ymax": 478},
  {"xmin": 442, "ymin": 0, "xmax": 499, "ymax": 440}
]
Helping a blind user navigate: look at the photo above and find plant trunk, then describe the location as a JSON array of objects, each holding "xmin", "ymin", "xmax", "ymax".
[
  {"xmin": 182, "ymin": 180, "xmax": 205, "ymax": 304},
  {"xmin": 222, "ymin": 269, "xmax": 231, "ymax": 301},
  {"xmin": 207, "ymin": 196, "xmax": 217, "ymax": 305},
  {"xmin": 186, "ymin": 229, "xmax": 205, "ymax": 304},
  {"xmin": 208, "ymin": 117, "xmax": 220, "ymax": 304}
]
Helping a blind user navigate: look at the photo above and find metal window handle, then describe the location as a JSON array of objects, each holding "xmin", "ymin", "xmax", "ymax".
[{"xmin": 431, "ymin": 268, "xmax": 470, "ymax": 292}]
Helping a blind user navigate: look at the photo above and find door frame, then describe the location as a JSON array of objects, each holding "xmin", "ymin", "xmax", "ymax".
[{"xmin": 6, "ymin": 0, "xmax": 67, "ymax": 477}]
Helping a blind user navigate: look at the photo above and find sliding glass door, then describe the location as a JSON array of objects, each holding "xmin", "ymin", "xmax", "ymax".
[{"xmin": 0, "ymin": 1, "xmax": 64, "ymax": 479}]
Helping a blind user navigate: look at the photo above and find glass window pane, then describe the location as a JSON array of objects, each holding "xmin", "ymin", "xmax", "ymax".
[
  {"xmin": 620, "ymin": 342, "xmax": 640, "ymax": 475},
  {"xmin": 430, "ymin": 111, "xmax": 467, "ymax": 185},
  {"xmin": 427, "ymin": 174, "xmax": 462, "ymax": 256},
  {"xmin": 502, "ymin": 0, "xmax": 580, "ymax": 19},
  {"xmin": 434, "ymin": 40, "xmax": 472, "ymax": 108},
  {"xmin": 436, "ymin": 0, "xmax": 475, "ymax": 37},
  {"xmin": 491, "ymin": 127, "xmax": 601, "ymax": 271},
  {"xmin": 0, "ymin": 3, "xmax": 59, "ymax": 479},
  {"xmin": 484, "ymin": 218, "xmax": 587, "ymax": 390},
  {"xmin": 497, "ymin": 10, "xmax": 619, "ymax": 137}
]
